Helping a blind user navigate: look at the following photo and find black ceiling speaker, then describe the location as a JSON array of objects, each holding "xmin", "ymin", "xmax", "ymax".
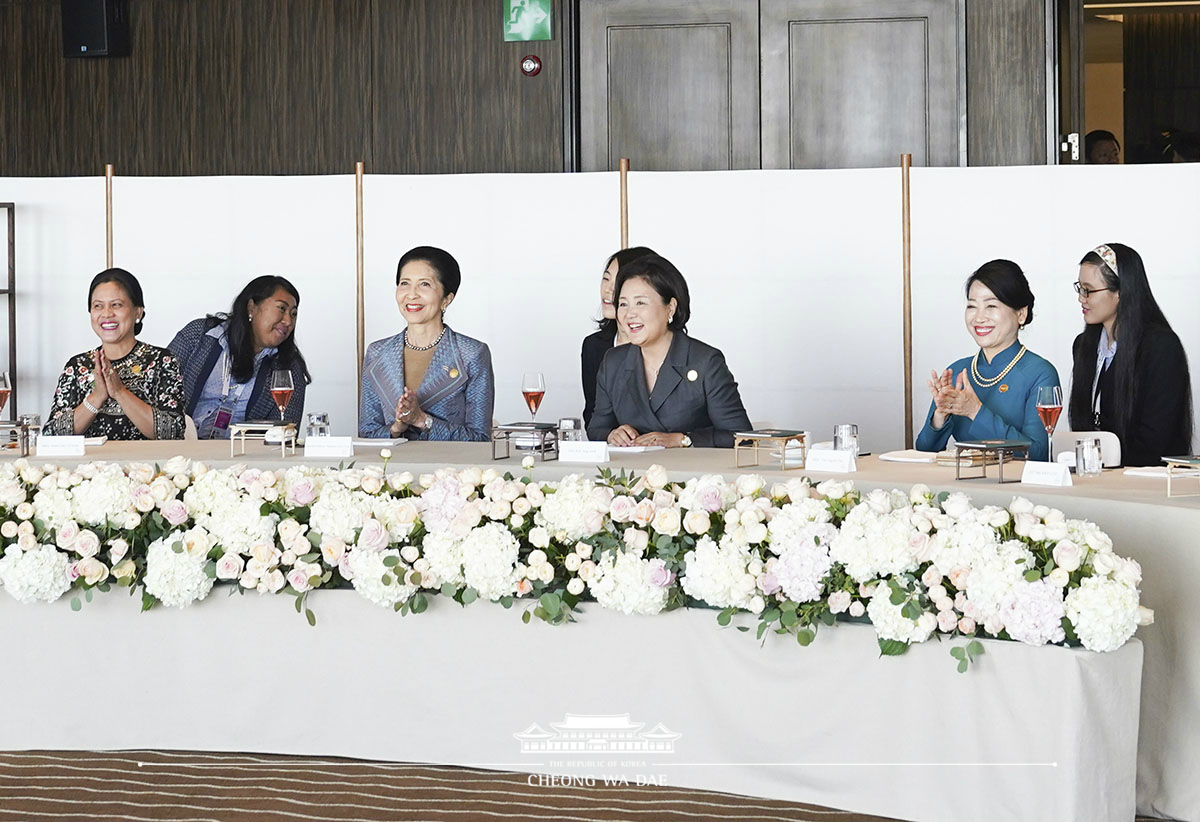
[{"xmin": 61, "ymin": 0, "xmax": 130, "ymax": 58}]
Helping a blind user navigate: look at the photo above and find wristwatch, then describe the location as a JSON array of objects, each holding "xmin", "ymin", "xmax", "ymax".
[
  {"xmin": 680, "ymin": 434, "xmax": 692, "ymax": 448},
  {"xmin": 419, "ymin": 414, "xmax": 434, "ymax": 432}
]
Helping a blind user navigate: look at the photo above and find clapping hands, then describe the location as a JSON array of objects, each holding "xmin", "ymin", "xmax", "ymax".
[{"xmin": 928, "ymin": 368, "xmax": 981, "ymax": 428}]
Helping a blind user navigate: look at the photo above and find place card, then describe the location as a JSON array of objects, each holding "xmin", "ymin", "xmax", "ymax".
[
  {"xmin": 805, "ymin": 449, "xmax": 856, "ymax": 473},
  {"xmin": 1020, "ymin": 461, "xmax": 1073, "ymax": 487},
  {"xmin": 559, "ymin": 440, "xmax": 609, "ymax": 464},
  {"xmin": 36, "ymin": 435, "xmax": 86, "ymax": 457},
  {"xmin": 303, "ymin": 436, "xmax": 354, "ymax": 459}
]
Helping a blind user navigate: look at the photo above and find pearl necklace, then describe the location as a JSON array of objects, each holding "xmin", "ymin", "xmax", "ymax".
[
  {"xmin": 404, "ymin": 327, "xmax": 446, "ymax": 352},
  {"xmin": 970, "ymin": 345, "xmax": 1027, "ymax": 389}
]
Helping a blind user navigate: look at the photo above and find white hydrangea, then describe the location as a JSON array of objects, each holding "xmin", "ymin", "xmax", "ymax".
[
  {"xmin": 963, "ymin": 539, "xmax": 1035, "ymax": 628},
  {"xmin": 767, "ymin": 500, "xmax": 832, "ymax": 554},
  {"xmin": 348, "ymin": 547, "xmax": 416, "ymax": 608},
  {"xmin": 0, "ymin": 477, "xmax": 28, "ymax": 509},
  {"xmin": 309, "ymin": 482, "xmax": 373, "ymax": 543},
  {"xmin": 1065, "ymin": 576, "xmax": 1140, "ymax": 652},
  {"xmin": 681, "ymin": 534, "xmax": 761, "ymax": 611},
  {"xmin": 419, "ymin": 473, "xmax": 469, "ymax": 535},
  {"xmin": 421, "ymin": 531, "xmax": 464, "ymax": 587},
  {"xmin": 31, "ymin": 486, "xmax": 74, "ymax": 530},
  {"xmin": 588, "ymin": 551, "xmax": 670, "ymax": 616},
  {"xmin": 867, "ymin": 585, "xmax": 935, "ymax": 644},
  {"xmin": 925, "ymin": 512, "xmax": 1000, "ymax": 580},
  {"xmin": 829, "ymin": 504, "xmax": 922, "ymax": 583},
  {"xmin": 459, "ymin": 523, "xmax": 521, "ymax": 601},
  {"xmin": 536, "ymin": 474, "xmax": 602, "ymax": 541},
  {"xmin": 143, "ymin": 535, "xmax": 214, "ymax": 608},
  {"xmin": 182, "ymin": 468, "xmax": 241, "ymax": 516},
  {"xmin": 0, "ymin": 544, "xmax": 73, "ymax": 603},
  {"xmin": 69, "ymin": 464, "xmax": 134, "ymax": 527},
  {"xmin": 198, "ymin": 495, "xmax": 278, "ymax": 556},
  {"xmin": 675, "ymin": 475, "xmax": 738, "ymax": 513},
  {"xmin": 772, "ymin": 522, "xmax": 838, "ymax": 603},
  {"xmin": 999, "ymin": 579, "xmax": 1066, "ymax": 646}
]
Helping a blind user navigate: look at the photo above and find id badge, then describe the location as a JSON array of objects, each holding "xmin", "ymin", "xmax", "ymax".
[{"xmin": 214, "ymin": 408, "xmax": 234, "ymax": 431}]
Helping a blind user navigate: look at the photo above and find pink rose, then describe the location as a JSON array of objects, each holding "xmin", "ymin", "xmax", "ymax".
[
  {"xmin": 584, "ymin": 510, "xmax": 604, "ymax": 534},
  {"xmin": 958, "ymin": 616, "xmax": 977, "ymax": 635},
  {"xmin": 757, "ymin": 571, "xmax": 781, "ymax": 596},
  {"xmin": 698, "ymin": 486, "xmax": 724, "ymax": 513},
  {"xmin": 337, "ymin": 551, "xmax": 355, "ymax": 581},
  {"xmin": 937, "ymin": 610, "xmax": 958, "ymax": 633},
  {"xmin": 647, "ymin": 559, "xmax": 676, "ymax": 587},
  {"xmin": 287, "ymin": 566, "xmax": 314, "ymax": 593},
  {"xmin": 287, "ymin": 477, "xmax": 317, "ymax": 507},
  {"xmin": 66, "ymin": 562, "xmax": 81, "ymax": 582},
  {"xmin": 74, "ymin": 529, "xmax": 102, "ymax": 559},
  {"xmin": 131, "ymin": 485, "xmax": 155, "ymax": 513},
  {"xmin": 921, "ymin": 565, "xmax": 943, "ymax": 589},
  {"xmin": 160, "ymin": 499, "xmax": 189, "ymax": 527},
  {"xmin": 652, "ymin": 489, "xmax": 676, "ymax": 510},
  {"xmin": 947, "ymin": 567, "xmax": 970, "ymax": 590},
  {"xmin": 357, "ymin": 519, "xmax": 389, "ymax": 552},
  {"xmin": 828, "ymin": 590, "xmax": 851, "ymax": 614},
  {"xmin": 215, "ymin": 553, "xmax": 244, "ymax": 580},
  {"xmin": 609, "ymin": 495, "xmax": 635, "ymax": 523},
  {"xmin": 55, "ymin": 520, "xmax": 81, "ymax": 549}
]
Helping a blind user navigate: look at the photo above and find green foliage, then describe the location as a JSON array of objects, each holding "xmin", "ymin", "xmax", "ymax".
[
  {"xmin": 877, "ymin": 638, "xmax": 909, "ymax": 657},
  {"xmin": 950, "ymin": 639, "xmax": 985, "ymax": 673}
]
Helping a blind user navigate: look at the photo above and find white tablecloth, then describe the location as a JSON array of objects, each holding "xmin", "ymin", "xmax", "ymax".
[{"xmin": 0, "ymin": 591, "xmax": 1141, "ymax": 822}]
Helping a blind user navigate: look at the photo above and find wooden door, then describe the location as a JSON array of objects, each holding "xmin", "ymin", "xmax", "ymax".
[
  {"xmin": 579, "ymin": 0, "xmax": 760, "ymax": 171},
  {"xmin": 761, "ymin": 0, "xmax": 963, "ymax": 168}
]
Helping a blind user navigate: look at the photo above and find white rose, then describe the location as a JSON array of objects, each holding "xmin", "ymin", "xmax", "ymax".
[
  {"xmin": 1114, "ymin": 557, "xmax": 1142, "ymax": 588},
  {"xmin": 1091, "ymin": 552, "xmax": 1119, "ymax": 576},
  {"xmin": 528, "ymin": 549, "xmax": 548, "ymax": 567},
  {"xmin": 56, "ymin": 520, "xmax": 81, "ymax": 549},
  {"xmin": 17, "ymin": 533, "xmax": 36, "ymax": 550},
  {"xmin": 748, "ymin": 595, "xmax": 766, "ymax": 614},
  {"xmin": 360, "ymin": 474, "xmax": 383, "ymax": 495},
  {"xmin": 564, "ymin": 553, "xmax": 582, "ymax": 572},
  {"xmin": 983, "ymin": 615, "xmax": 1005, "ymax": 636},
  {"xmin": 74, "ymin": 529, "xmax": 102, "ymax": 558},
  {"xmin": 216, "ymin": 553, "xmax": 245, "ymax": 580},
  {"xmin": 512, "ymin": 497, "xmax": 532, "ymax": 516},
  {"xmin": 400, "ymin": 544, "xmax": 420, "ymax": 563},
  {"xmin": 1137, "ymin": 606, "xmax": 1155, "ymax": 626},
  {"xmin": 521, "ymin": 455, "xmax": 536, "ymax": 470},
  {"xmin": 277, "ymin": 519, "xmax": 303, "ymax": 544},
  {"xmin": 131, "ymin": 485, "xmax": 156, "ymax": 513},
  {"xmin": 736, "ymin": 474, "xmax": 765, "ymax": 497},
  {"xmin": 651, "ymin": 507, "xmax": 682, "ymax": 537},
  {"xmin": 609, "ymin": 496, "xmax": 635, "ymax": 522},
  {"xmin": 623, "ymin": 528, "xmax": 650, "ymax": 553},
  {"xmin": 16, "ymin": 520, "xmax": 33, "ymax": 537},
  {"xmin": 538, "ymin": 563, "xmax": 555, "ymax": 584},
  {"xmin": 524, "ymin": 483, "xmax": 546, "ymax": 507},
  {"xmin": 15, "ymin": 502, "xmax": 34, "ymax": 520},
  {"xmin": 172, "ymin": 473, "xmax": 191, "ymax": 490},
  {"xmin": 76, "ymin": 556, "xmax": 109, "ymax": 586},
  {"xmin": 357, "ymin": 519, "xmax": 390, "ymax": 552},
  {"xmin": 509, "ymin": 514, "xmax": 524, "ymax": 529},
  {"xmin": 1052, "ymin": 540, "xmax": 1083, "ymax": 573},
  {"xmin": 250, "ymin": 541, "xmax": 279, "ymax": 565},
  {"xmin": 816, "ymin": 479, "xmax": 851, "ymax": 499},
  {"xmin": 645, "ymin": 464, "xmax": 669, "ymax": 490},
  {"xmin": 529, "ymin": 527, "xmax": 551, "ymax": 549},
  {"xmin": 574, "ymin": 542, "xmax": 592, "ymax": 558},
  {"xmin": 192, "ymin": 461, "xmax": 209, "ymax": 477},
  {"xmin": 578, "ymin": 560, "xmax": 596, "ymax": 582},
  {"xmin": 488, "ymin": 500, "xmax": 511, "ymax": 520},
  {"xmin": 0, "ymin": 521, "xmax": 16, "ymax": 539},
  {"xmin": 108, "ymin": 538, "xmax": 129, "ymax": 563},
  {"xmin": 1009, "ymin": 497, "xmax": 1034, "ymax": 515},
  {"xmin": 1048, "ymin": 567, "xmax": 1070, "ymax": 587},
  {"xmin": 567, "ymin": 577, "xmax": 586, "ymax": 596},
  {"xmin": 631, "ymin": 499, "xmax": 656, "ymax": 527},
  {"xmin": 123, "ymin": 512, "xmax": 141, "ymax": 530},
  {"xmin": 163, "ymin": 455, "xmax": 191, "ymax": 475},
  {"xmin": 848, "ymin": 601, "xmax": 866, "ymax": 618},
  {"xmin": 828, "ymin": 590, "xmax": 851, "ymax": 613},
  {"xmin": 320, "ymin": 536, "xmax": 346, "ymax": 565},
  {"xmin": 260, "ymin": 569, "xmax": 286, "ymax": 594},
  {"xmin": 149, "ymin": 476, "xmax": 175, "ymax": 502},
  {"xmin": 418, "ymin": 473, "xmax": 436, "ymax": 489},
  {"xmin": 743, "ymin": 522, "xmax": 768, "ymax": 544},
  {"xmin": 19, "ymin": 464, "xmax": 44, "ymax": 485},
  {"xmin": 909, "ymin": 484, "xmax": 931, "ymax": 504},
  {"xmin": 126, "ymin": 463, "xmax": 154, "ymax": 484},
  {"xmin": 280, "ymin": 549, "xmax": 298, "ymax": 566},
  {"xmin": 683, "ymin": 509, "xmax": 711, "ymax": 535}
]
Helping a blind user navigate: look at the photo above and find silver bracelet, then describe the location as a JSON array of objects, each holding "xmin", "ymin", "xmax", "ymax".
[{"xmin": 82, "ymin": 397, "xmax": 101, "ymax": 415}]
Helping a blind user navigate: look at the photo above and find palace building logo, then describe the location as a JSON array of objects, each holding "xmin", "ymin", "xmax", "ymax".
[{"xmin": 514, "ymin": 714, "xmax": 681, "ymax": 754}]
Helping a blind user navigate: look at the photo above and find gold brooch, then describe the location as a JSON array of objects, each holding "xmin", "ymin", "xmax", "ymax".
[
  {"xmin": 998, "ymin": 384, "xmax": 1009, "ymax": 393},
  {"xmin": 687, "ymin": 369, "xmax": 698, "ymax": 381},
  {"xmin": 448, "ymin": 368, "xmax": 459, "ymax": 379}
]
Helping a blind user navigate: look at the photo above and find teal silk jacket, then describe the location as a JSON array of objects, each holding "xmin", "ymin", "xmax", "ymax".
[{"xmin": 915, "ymin": 341, "xmax": 1060, "ymax": 461}]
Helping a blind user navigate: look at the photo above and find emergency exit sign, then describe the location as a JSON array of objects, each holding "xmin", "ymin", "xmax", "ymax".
[{"xmin": 503, "ymin": 0, "xmax": 552, "ymax": 42}]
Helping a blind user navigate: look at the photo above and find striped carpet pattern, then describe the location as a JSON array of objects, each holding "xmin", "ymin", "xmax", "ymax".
[{"xmin": 0, "ymin": 750, "xmax": 901, "ymax": 822}]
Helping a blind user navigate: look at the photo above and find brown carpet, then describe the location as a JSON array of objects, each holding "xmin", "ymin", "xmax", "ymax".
[{"xmin": 0, "ymin": 750, "xmax": 903, "ymax": 822}]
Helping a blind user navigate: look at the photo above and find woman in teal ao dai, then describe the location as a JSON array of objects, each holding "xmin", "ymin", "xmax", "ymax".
[{"xmin": 916, "ymin": 259, "xmax": 1060, "ymax": 461}]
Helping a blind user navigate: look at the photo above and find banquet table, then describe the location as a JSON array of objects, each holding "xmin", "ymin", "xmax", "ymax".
[{"xmin": 6, "ymin": 440, "xmax": 1195, "ymax": 820}]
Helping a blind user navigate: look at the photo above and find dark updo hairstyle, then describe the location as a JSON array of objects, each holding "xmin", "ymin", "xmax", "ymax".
[
  {"xmin": 1085, "ymin": 129, "xmax": 1120, "ymax": 163},
  {"xmin": 598, "ymin": 245, "xmax": 656, "ymax": 335},
  {"xmin": 964, "ymin": 259, "xmax": 1035, "ymax": 327},
  {"xmin": 88, "ymin": 268, "xmax": 145, "ymax": 335},
  {"xmin": 1068, "ymin": 243, "xmax": 1192, "ymax": 445},
  {"xmin": 217, "ymin": 275, "xmax": 310, "ymax": 385},
  {"xmin": 613, "ymin": 253, "xmax": 691, "ymax": 334},
  {"xmin": 396, "ymin": 245, "xmax": 461, "ymax": 297}
]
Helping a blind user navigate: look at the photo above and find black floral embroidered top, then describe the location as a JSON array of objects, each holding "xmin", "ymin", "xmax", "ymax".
[{"xmin": 44, "ymin": 342, "xmax": 185, "ymax": 440}]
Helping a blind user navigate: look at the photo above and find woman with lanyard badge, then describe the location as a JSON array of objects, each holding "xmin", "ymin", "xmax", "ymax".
[
  {"xmin": 916, "ymin": 259, "xmax": 1060, "ymax": 460},
  {"xmin": 168, "ymin": 276, "xmax": 311, "ymax": 437},
  {"xmin": 1068, "ymin": 243, "xmax": 1192, "ymax": 466}
]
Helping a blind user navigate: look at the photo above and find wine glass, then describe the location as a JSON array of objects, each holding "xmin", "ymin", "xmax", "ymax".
[
  {"xmin": 1035, "ymin": 385, "xmax": 1063, "ymax": 462},
  {"xmin": 0, "ymin": 372, "xmax": 10, "ymax": 417},
  {"xmin": 270, "ymin": 370, "xmax": 294, "ymax": 421},
  {"xmin": 522, "ymin": 372, "xmax": 545, "ymax": 422}
]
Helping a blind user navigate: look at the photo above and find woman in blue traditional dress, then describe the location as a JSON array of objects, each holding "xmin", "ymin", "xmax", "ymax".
[
  {"xmin": 916, "ymin": 259, "xmax": 1060, "ymax": 460},
  {"xmin": 359, "ymin": 246, "xmax": 494, "ymax": 441}
]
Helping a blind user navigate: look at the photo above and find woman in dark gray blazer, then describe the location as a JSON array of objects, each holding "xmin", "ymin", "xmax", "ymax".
[{"xmin": 586, "ymin": 254, "xmax": 751, "ymax": 448}]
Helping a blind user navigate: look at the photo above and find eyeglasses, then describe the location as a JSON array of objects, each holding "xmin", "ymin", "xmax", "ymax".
[{"xmin": 1073, "ymin": 282, "xmax": 1114, "ymax": 298}]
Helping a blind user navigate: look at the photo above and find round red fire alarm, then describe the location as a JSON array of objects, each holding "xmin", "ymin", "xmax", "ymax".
[{"xmin": 521, "ymin": 55, "xmax": 542, "ymax": 77}]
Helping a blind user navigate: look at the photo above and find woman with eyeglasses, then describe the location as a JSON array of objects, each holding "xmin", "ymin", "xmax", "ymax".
[
  {"xmin": 1068, "ymin": 243, "xmax": 1193, "ymax": 466},
  {"xmin": 916, "ymin": 260, "xmax": 1060, "ymax": 460}
]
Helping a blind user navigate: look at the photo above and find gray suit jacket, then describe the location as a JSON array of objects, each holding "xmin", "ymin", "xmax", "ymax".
[
  {"xmin": 586, "ymin": 333, "xmax": 751, "ymax": 448},
  {"xmin": 359, "ymin": 326, "xmax": 494, "ymax": 442}
]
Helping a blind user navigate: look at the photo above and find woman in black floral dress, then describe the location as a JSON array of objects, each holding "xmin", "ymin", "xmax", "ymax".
[{"xmin": 44, "ymin": 268, "xmax": 185, "ymax": 440}]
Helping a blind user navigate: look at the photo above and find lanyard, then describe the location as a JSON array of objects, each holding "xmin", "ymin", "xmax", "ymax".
[{"xmin": 220, "ymin": 349, "xmax": 250, "ymax": 404}]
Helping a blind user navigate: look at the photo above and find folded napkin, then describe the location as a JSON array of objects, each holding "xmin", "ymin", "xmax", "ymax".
[
  {"xmin": 1124, "ymin": 466, "xmax": 1200, "ymax": 478},
  {"xmin": 609, "ymin": 445, "xmax": 666, "ymax": 453},
  {"xmin": 880, "ymin": 449, "xmax": 937, "ymax": 464}
]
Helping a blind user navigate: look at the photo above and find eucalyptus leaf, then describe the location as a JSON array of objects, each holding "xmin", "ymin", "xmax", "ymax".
[
  {"xmin": 461, "ymin": 587, "xmax": 479, "ymax": 605},
  {"xmin": 1024, "ymin": 569, "xmax": 1041, "ymax": 582},
  {"xmin": 70, "ymin": 597, "xmax": 82, "ymax": 612},
  {"xmin": 796, "ymin": 628, "xmax": 815, "ymax": 646},
  {"xmin": 877, "ymin": 638, "xmax": 909, "ymax": 657},
  {"xmin": 305, "ymin": 609, "xmax": 316, "ymax": 627}
]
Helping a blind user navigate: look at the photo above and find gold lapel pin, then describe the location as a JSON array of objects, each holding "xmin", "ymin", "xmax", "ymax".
[
  {"xmin": 448, "ymin": 367, "xmax": 460, "ymax": 379},
  {"xmin": 998, "ymin": 384, "xmax": 1009, "ymax": 393},
  {"xmin": 687, "ymin": 369, "xmax": 699, "ymax": 381}
]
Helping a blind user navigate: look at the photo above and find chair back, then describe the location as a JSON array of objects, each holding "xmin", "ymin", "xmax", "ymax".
[{"xmin": 1052, "ymin": 429, "xmax": 1121, "ymax": 467}]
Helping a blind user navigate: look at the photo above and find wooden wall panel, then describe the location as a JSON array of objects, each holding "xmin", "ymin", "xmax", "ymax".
[
  {"xmin": 1123, "ymin": 12, "xmax": 1200, "ymax": 164},
  {"xmin": 966, "ymin": 0, "xmax": 1048, "ymax": 166},
  {"xmin": 0, "ymin": 0, "xmax": 563, "ymax": 176}
]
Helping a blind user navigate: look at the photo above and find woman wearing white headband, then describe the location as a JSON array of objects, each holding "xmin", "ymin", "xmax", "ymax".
[
  {"xmin": 917, "ymin": 259, "xmax": 1060, "ymax": 460},
  {"xmin": 1068, "ymin": 243, "xmax": 1193, "ymax": 466}
]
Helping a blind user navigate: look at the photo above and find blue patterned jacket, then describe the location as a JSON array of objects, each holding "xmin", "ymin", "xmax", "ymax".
[
  {"xmin": 359, "ymin": 326, "xmax": 494, "ymax": 442},
  {"xmin": 167, "ymin": 317, "xmax": 308, "ymax": 427}
]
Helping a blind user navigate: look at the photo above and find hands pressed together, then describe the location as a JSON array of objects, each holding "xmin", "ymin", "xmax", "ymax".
[
  {"xmin": 391, "ymin": 387, "xmax": 430, "ymax": 435},
  {"xmin": 606, "ymin": 425, "xmax": 688, "ymax": 448},
  {"xmin": 89, "ymin": 349, "xmax": 132, "ymax": 408},
  {"xmin": 927, "ymin": 368, "xmax": 982, "ymax": 430}
]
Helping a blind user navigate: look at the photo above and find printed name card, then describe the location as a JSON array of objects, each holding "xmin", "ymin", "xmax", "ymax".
[
  {"xmin": 303, "ymin": 436, "xmax": 355, "ymax": 459},
  {"xmin": 559, "ymin": 440, "xmax": 609, "ymax": 464},
  {"xmin": 805, "ymin": 449, "xmax": 857, "ymax": 473},
  {"xmin": 36, "ymin": 436, "xmax": 86, "ymax": 457},
  {"xmin": 1021, "ymin": 461, "xmax": 1073, "ymax": 487}
]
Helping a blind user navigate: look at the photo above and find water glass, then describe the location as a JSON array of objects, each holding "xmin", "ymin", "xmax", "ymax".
[
  {"xmin": 1075, "ymin": 438, "xmax": 1103, "ymax": 477},
  {"xmin": 833, "ymin": 423, "xmax": 859, "ymax": 456},
  {"xmin": 305, "ymin": 412, "xmax": 331, "ymax": 440},
  {"xmin": 558, "ymin": 417, "xmax": 585, "ymax": 441}
]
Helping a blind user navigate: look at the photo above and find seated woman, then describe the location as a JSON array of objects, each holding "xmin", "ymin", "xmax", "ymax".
[
  {"xmin": 581, "ymin": 246, "xmax": 655, "ymax": 426},
  {"xmin": 1068, "ymin": 243, "xmax": 1192, "ymax": 466},
  {"xmin": 168, "ymin": 276, "xmax": 310, "ymax": 438},
  {"xmin": 45, "ymin": 268, "xmax": 184, "ymax": 440},
  {"xmin": 916, "ymin": 260, "xmax": 1059, "ymax": 460},
  {"xmin": 360, "ymin": 246, "xmax": 494, "ymax": 441},
  {"xmin": 586, "ymin": 253, "xmax": 751, "ymax": 448}
]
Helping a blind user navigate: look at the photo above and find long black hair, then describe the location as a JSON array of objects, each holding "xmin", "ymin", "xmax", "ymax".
[
  {"xmin": 1067, "ymin": 243, "xmax": 1192, "ymax": 444},
  {"xmin": 597, "ymin": 246, "xmax": 655, "ymax": 335},
  {"xmin": 213, "ymin": 275, "xmax": 311, "ymax": 385},
  {"xmin": 88, "ymin": 268, "xmax": 145, "ymax": 335}
]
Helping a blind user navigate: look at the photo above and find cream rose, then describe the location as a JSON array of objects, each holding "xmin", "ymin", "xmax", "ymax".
[
  {"xmin": 651, "ymin": 507, "xmax": 681, "ymax": 537},
  {"xmin": 149, "ymin": 476, "xmax": 176, "ymax": 503},
  {"xmin": 111, "ymin": 558, "xmax": 136, "ymax": 581},
  {"xmin": 631, "ymin": 499, "xmax": 656, "ymax": 528},
  {"xmin": 0, "ymin": 521, "xmax": 17, "ymax": 539},
  {"xmin": 644, "ymin": 464, "xmax": 669, "ymax": 490},
  {"xmin": 216, "ymin": 552, "xmax": 245, "ymax": 580},
  {"xmin": 320, "ymin": 535, "xmax": 346, "ymax": 565},
  {"xmin": 15, "ymin": 502, "xmax": 34, "ymax": 521},
  {"xmin": 683, "ymin": 510, "xmax": 711, "ymax": 535},
  {"xmin": 55, "ymin": 520, "xmax": 80, "ymax": 549},
  {"xmin": 360, "ymin": 474, "xmax": 384, "ymax": 495},
  {"xmin": 277, "ymin": 518, "xmax": 304, "ymax": 544}
]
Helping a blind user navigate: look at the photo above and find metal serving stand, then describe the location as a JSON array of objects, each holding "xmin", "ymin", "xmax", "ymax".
[
  {"xmin": 733, "ymin": 429, "xmax": 808, "ymax": 470},
  {"xmin": 952, "ymin": 439, "xmax": 1031, "ymax": 483},
  {"xmin": 491, "ymin": 421, "xmax": 558, "ymax": 461}
]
